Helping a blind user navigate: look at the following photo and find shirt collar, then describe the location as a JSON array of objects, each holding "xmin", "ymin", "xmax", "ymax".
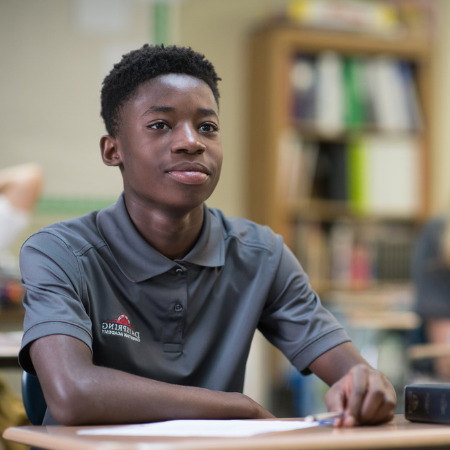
[{"xmin": 96, "ymin": 194, "xmax": 225, "ymax": 282}]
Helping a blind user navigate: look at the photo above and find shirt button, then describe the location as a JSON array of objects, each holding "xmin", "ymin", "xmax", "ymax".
[
  {"xmin": 174, "ymin": 303, "xmax": 183, "ymax": 313},
  {"xmin": 175, "ymin": 268, "xmax": 184, "ymax": 276}
]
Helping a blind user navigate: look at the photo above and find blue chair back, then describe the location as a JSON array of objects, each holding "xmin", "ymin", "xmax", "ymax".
[{"xmin": 22, "ymin": 371, "xmax": 47, "ymax": 425}]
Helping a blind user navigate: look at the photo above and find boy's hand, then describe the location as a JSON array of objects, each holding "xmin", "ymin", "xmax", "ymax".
[{"xmin": 323, "ymin": 364, "xmax": 396, "ymax": 427}]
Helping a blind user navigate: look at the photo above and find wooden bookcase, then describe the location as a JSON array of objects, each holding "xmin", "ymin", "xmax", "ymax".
[
  {"xmin": 247, "ymin": 24, "xmax": 432, "ymax": 295},
  {"xmin": 247, "ymin": 23, "xmax": 433, "ymax": 416}
]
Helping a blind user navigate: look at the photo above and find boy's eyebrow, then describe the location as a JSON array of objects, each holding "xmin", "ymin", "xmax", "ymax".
[
  {"xmin": 142, "ymin": 106, "xmax": 174, "ymax": 116},
  {"xmin": 198, "ymin": 108, "xmax": 219, "ymax": 120},
  {"xmin": 142, "ymin": 106, "xmax": 218, "ymax": 120}
]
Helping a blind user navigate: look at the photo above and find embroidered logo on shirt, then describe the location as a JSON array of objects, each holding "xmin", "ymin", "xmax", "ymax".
[{"xmin": 102, "ymin": 313, "xmax": 140, "ymax": 342}]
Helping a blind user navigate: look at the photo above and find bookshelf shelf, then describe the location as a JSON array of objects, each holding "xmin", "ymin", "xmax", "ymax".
[
  {"xmin": 311, "ymin": 279, "xmax": 413, "ymax": 297},
  {"xmin": 290, "ymin": 124, "xmax": 424, "ymax": 141},
  {"xmin": 287, "ymin": 199, "xmax": 421, "ymax": 222},
  {"xmin": 255, "ymin": 24, "xmax": 430, "ymax": 59}
]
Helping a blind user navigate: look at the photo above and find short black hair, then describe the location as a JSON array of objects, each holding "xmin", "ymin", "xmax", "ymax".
[{"xmin": 100, "ymin": 44, "xmax": 221, "ymax": 136}]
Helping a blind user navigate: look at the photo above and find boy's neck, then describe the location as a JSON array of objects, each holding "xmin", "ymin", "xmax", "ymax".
[{"xmin": 124, "ymin": 195, "xmax": 205, "ymax": 260}]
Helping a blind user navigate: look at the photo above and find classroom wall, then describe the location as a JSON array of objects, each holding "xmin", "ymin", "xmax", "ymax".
[
  {"xmin": 1, "ymin": 0, "xmax": 447, "ymax": 218},
  {"xmin": 0, "ymin": 0, "xmax": 290, "ymax": 221},
  {"xmin": 0, "ymin": 0, "xmax": 136, "ymax": 199},
  {"xmin": 432, "ymin": 0, "xmax": 450, "ymax": 214}
]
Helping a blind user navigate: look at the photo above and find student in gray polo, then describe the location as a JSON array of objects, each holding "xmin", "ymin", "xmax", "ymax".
[{"xmin": 19, "ymin": 44, "xmax": 396, "ymax": 427}]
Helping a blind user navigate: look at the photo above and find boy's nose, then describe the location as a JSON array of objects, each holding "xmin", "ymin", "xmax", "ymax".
[{"xmin": 171, "ymin": 123, "xmax": 206, "ymax": 154}]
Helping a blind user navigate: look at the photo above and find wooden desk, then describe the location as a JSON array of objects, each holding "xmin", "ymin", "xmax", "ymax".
[{"xmin": 4, "ymin": 415, "xmax": 450, "ymax": 450}]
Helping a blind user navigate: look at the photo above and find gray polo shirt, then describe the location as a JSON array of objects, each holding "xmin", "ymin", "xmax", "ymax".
[{"xmin": 19, "ymin": 194, "xmax": 349, "ymax": 397}]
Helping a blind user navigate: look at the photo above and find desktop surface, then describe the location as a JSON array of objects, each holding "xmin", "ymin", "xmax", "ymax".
[{"xmin": 4, "ymin": 415, "xmax": 450, "ymax": 450}]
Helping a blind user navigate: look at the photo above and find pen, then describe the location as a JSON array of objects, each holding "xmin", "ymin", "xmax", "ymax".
[{"xmin": 304, "ymin": 411, "xmax": 344, "ymax": 425}]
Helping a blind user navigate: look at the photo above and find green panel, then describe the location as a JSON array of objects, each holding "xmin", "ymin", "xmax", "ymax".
[
  {"xmin": 153, "ymin": 2, "xmax": 170, "ymax": 45},
  {"xmin": 36, "ymin": 197, "xmax": 117, "ymax": 215}
]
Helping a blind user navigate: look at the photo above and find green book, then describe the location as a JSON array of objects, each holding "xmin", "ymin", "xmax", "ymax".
[
  {"xmin": 347, "ymin": 137, "xmax": 368, "ymax": 214},
  {"xmin": 344, "ymin": 58, "xmax": 365, "ymax": 130}
]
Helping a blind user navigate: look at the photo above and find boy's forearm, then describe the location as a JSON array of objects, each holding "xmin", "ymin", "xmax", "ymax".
[
  {"xmin": 68, "ymin": 370, "xmax": 269, "ymax": 425},
  {"xmin": 30, "ymin": 334, "xmax": 273, "ymax": 425},
  {"xmin": 308, "ymin": 341, "xmax": 371, "ymax": 386}
]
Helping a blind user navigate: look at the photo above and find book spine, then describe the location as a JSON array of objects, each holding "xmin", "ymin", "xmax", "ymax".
[
  {"xmin": 344, "ymin": 57, "xmax": 365, "ymax": 130},
  {"xmin": 291, "ymin": 55, "xmax": 316, "ymax": 124},
  {"xmin": 347, "ymin": 137, "xmax": 367, "ymax": 215},
  {"xmin": 405, "ymin": 385, "xmax": 450, "ymax": 424},
  {"xmin": 315, "ymin": 52, "xmax": 344, "ymax": 135}
]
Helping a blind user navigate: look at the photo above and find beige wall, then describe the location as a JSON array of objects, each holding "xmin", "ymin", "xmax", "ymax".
[
  {"xmin": 432, "ymin": 0, "xmax": 450, "ymax": 214},
  {"xmin": 0, "ymin": 0, "xmax": 289, "ymax": 220},
  {"xmin": 3, "ymin": 0, "xmax": 444, "ymax": 218},
  {"xmin": 0, "ymin": 0, "xmax": 147, "ymax": 199}
]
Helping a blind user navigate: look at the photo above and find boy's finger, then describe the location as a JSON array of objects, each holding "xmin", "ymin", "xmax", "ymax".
[
  {"xmin": 360, "ymin": 371, "xmax": 387, "ymax": 421},
  {"xmin": 361, "ymin": 373, "xmax": 396, "ymax": 424},
  {"xmin": 345, "ymin": 365, "xmax": 369, "ymax": 425}
]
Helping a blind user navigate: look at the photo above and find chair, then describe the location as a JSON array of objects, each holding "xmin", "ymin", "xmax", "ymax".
[{"xmin": 22, "ymin": 371, "xmax": 47, "ymax": 425}]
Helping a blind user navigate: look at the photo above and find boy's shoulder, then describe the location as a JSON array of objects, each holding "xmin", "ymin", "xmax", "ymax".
[
  {"xmin": 207, "ymin": 207, "xmax": 280, "ymax": 254},
  {"xmin": 22, "ymin": 210, "xmax": 103, "ymax": 256}
]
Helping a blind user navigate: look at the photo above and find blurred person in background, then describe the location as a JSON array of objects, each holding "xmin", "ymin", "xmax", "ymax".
[
  {"xmin": 413, "ymin": 215, "xmax": 450, "ymax": 380},
  {"xmin": 0, "ymin": 164, "xmax": 43, "ymax": 273}
]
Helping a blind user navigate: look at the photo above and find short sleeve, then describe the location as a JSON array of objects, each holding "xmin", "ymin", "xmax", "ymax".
[
  {"xmin": 258, "ymin": 241, "xmax": 350, "ymax": 375},
  {"xmin": 413, "ymin": 218, "xmax": 450, "ymax": 319},
  {"xmin": 19, "ymin": 232, "xmax": 93, "ymax": 374}
]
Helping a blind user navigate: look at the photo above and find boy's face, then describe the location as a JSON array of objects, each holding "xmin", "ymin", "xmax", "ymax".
[{"xmin": 102, "ymin": 73, "xmax": 222, "ymax": 214}]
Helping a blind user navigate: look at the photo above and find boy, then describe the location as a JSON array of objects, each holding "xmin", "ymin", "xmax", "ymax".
[{"xmin": 19, "ymin": 45, "xmax": 396, "ymax": 427}]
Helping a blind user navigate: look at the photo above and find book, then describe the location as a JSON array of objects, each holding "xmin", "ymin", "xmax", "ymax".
[
  {"xmin": 276, "ymin": 130, "xmax": 319, "ymax": 201},
  {"xmin": 347, "ymin": 135, "xmax": 420, "ymax": 216},
  {"xmin": 296, "ymin": 221, "xmax": 329, "ymax": 283},
  {"xmin": 291, "ymin": 55, "xmax": 316, "ymax": 124},
  {"xmin": 405, "ymin": 384, "xmax": 450, "ymax": 424},
  {"xmin": 315, "ymin": 142, "xmax": 347, "ymax": 202},
  {"xmin": 299, "ymin": 141, "xmax": 319, "ymax": 200},
  {"xmin": 343, "ymin": 57, "xmax": 366, "ymax": 130},
  {"xmin": 276, "ymin": 129, "xmax": 303, "ymax": 200},
  {"xmin": 368, "ymin": 57, "xmax": 413, "ymax": 132},
  {"xmin": 399, "ymin": 61, "xmax": 423, "ymax": 131},
  {"xmin": 372, "ymin": 223, "xmax": 415, "ymax": 281},
  {"xmin": 314, "ymin": 52, "xmax": 345, "ymax": 135},
  {"xmin": 347, "ymin": 137, "xmax": 367, "ymax": 214},
  {"xmin": 329, "ymin": 221, "xmax": 354, "ymax": 287},
  {"xmin": 365, "ymin": 134, "xmax": 420, "ymax": 216}
]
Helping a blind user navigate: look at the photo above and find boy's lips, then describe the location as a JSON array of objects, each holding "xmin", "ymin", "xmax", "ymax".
[
  {"xmin": 166, "ymin": 162, "xmax": 211, "ymax": 185},
  {"xmin": 167, "ymin": 171, "xmax": 209, "ymax": 184}
]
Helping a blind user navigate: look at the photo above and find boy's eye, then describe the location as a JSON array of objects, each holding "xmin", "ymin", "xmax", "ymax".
[
  {"xmin": 149, "ymin": 122, "xmax": 168, "ymax": 130},
  {"xmin": 199, "ymin": 123, "xmax": 219, "ymax": 132}
]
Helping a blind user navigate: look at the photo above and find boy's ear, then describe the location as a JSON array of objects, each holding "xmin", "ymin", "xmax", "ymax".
[{"xmin": 100, "ymin": 135, "xmax": 122, "ymax": 166}]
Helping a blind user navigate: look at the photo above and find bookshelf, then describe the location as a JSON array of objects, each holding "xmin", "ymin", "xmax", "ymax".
[
  {"xmin": 248, "ymin": 24, "xmax": 432, "ymax": 295},
  {"xmin": 247, "ymin": 23, "xmax": 432, "ymax": 415}
]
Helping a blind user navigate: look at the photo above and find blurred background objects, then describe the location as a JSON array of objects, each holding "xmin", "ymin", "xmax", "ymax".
[{"xmin": 0, "ymin": 0, "xmax": 448, "ymax": 426}]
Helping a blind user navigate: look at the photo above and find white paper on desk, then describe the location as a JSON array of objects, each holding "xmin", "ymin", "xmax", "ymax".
[{"xmin": 78, "ymin": 419, "xmax": 318, "ymax": 437}]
